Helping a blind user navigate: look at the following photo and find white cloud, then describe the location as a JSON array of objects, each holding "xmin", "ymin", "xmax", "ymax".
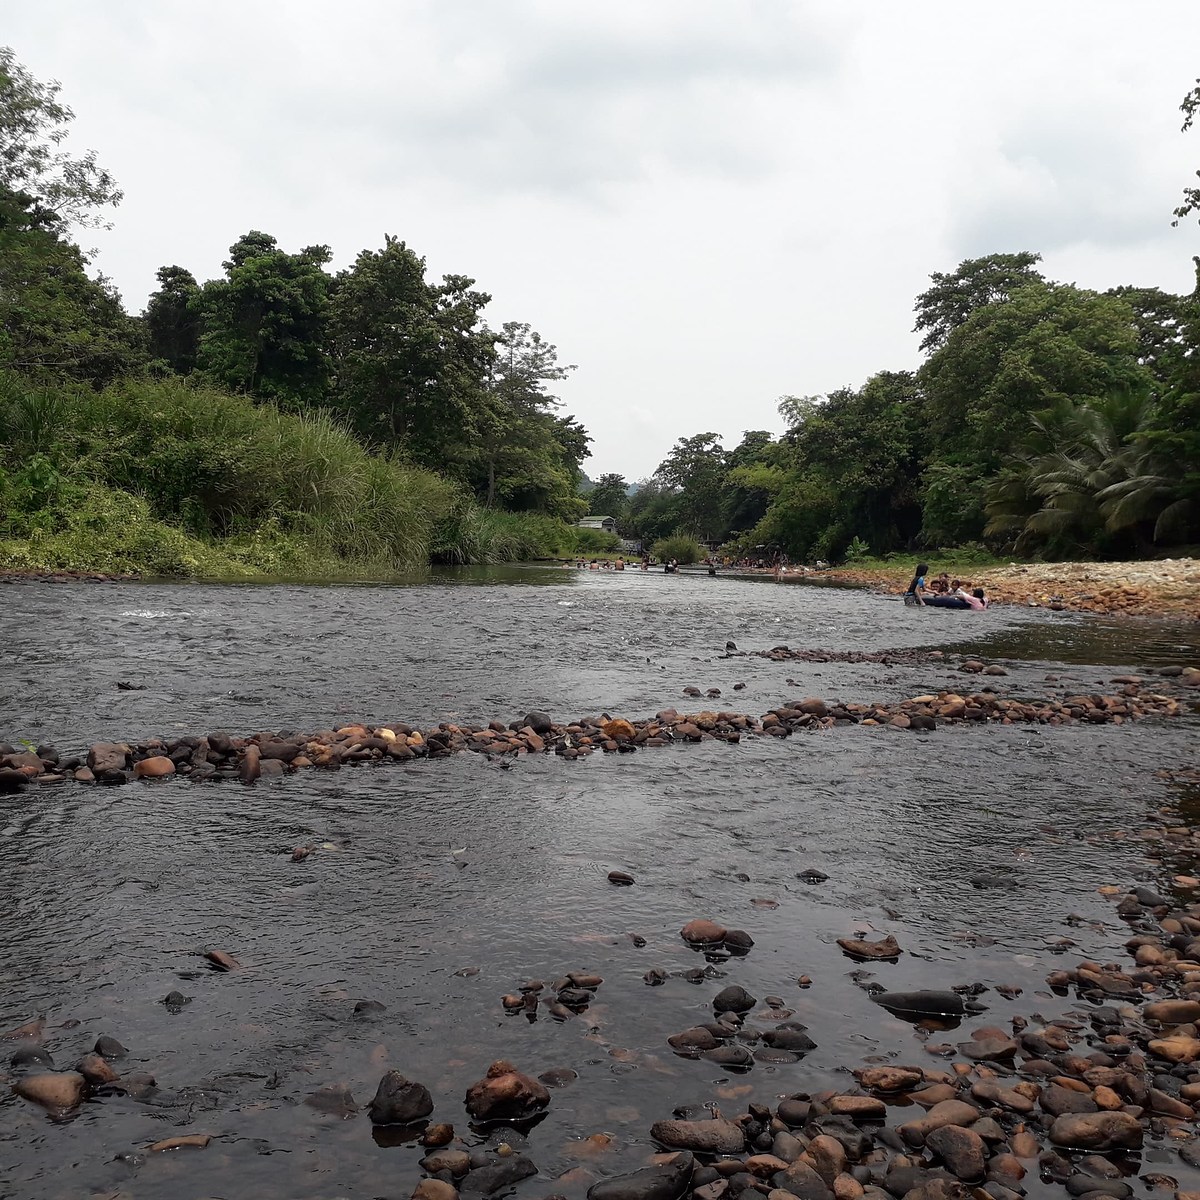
[{"xmin": 6, "ymin": 0, "xmax": 1200, "ymax": 478}]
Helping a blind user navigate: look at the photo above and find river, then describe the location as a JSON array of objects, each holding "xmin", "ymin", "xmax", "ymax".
[{"xmin": 0, "ymin": 569, "xmax": 1197, "ymax": 1200}]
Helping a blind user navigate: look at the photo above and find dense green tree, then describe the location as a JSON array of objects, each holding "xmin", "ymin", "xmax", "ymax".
[
  {"xmin": 984, "ymin": 385, "xmax": 1197, "ymax": 554},
  {"xmin": 143, "ymin": 265, "xmax": 201, "ymax": 374},
  {"xmin": 0, "ymin": 186, "xmax": 143, "ymax": 386},
  {"xmin": 196, "ymin": 231, "xmax": 332, "ymax": 409},
  {"xmin": 750, "ymin": 373, "xmax": 924, "ymax": 560},
  {"xmin": 654, "ymin": 433, "xmax": 727, "ymax": 540},
  {"xmin": 919, "ymin": 282, "xmax": 1149, "ymax": 471},
  {"xmin": 0, "ymin": 51, "xmax": 140, "ymax": 386},
  {"xmin": 328, "ymin": 237, "xmax": 493, "ymax": 471},
  {"xmin": 721, "ymin": 430, "xmax": 785, "ymax": 535},
  {"xmin": 913, "ymin": 252, "xmax": 1045, "ymax": 353},
  {"xmin": 587, "ymin": 472, "xmax": 629, "ymax": 519},
  {"xmin": 624, "ymin": 477, "xmax": 684, "ymax": 544}
]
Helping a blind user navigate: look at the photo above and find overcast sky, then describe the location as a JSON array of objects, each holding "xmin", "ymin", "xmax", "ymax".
[{"xmin": 8, "ymin": 2, "xmax": 1200, "ymax": 479}]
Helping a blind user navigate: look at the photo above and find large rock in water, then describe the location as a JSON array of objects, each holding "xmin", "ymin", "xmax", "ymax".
[
  {"xmin": 368, "ymin": 1071, "xmax": 434, "ymax": 1124},
  {"xmin": 465, "ymin": 1060, "xmax": 549, "ymax": 1122},
  {"xmin": 87, "ymin": 743, "xmax": 129, "ymax": 774},
  {"xmin": 588, "ymin": 1151, "xmax": 695, "ymax": 1200},
  {"xmin": 13, "ymin": 1071, "xmax": 87, "ymax": 1113},
  {"xmin": 650, "ymin": 1118, "xmax": 745, "ymax": 1154},
  {"xmin": 872, "ymin": 991, "xmax": 978, "ymax": 1017},
  {"xmin": 1048, "ymin": 1112, "xmax": 1143, "ymax": 1151}
]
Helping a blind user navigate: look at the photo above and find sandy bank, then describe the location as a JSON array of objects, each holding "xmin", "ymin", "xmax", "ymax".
[{"xmin": 821, "ymin": 558, "xmax": 1200, "ymax": 620}]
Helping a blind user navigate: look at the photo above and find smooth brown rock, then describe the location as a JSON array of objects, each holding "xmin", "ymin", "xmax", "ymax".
[
  {"xmin": 148, "ymin": 1134, "xmax": 212, "ymax": 1151},
  {"xmin": 827, "ymin": 1095, "xmax": 887, "ymax": 1119},
  {"xmin": 680, "ymin": 919, "xmax": 728, "ymax": 945},
  {"xmin": 465, "ymin": 1060, "xmax": 549, "ymax": 1122},
  {"xmin": 134, "ymin": 755, "xmax": 175, "ymax": 778},
  {"xmin": 413, "ymin": 1180, "xmax": 460, "ymax": 1200},
  {"xmin": 1145, "ymin": 1000, "xmax": 1200, "ymax": 1025},
  {"xmin": 1149, "ymin": 1036, "xmax": 1200, "ymax": 1064},
  {"xmin": 970, "ymin": 1080, "xmax": 1035, "ymax": 1114},
  {"xmin": 205, "ymin": 949, "xmax": 240, "ymax": 971},
  {"xmin": 859, "ymin": 1066, "xmax": 923, "ymax": 1093},
  {"xmin": 810, "ymin": 1133, "xmax": 849, "ymax": 1185},
  {"xmin": 837, "ymin": 934, "xmax": 901, "ymax": 960},
  {"xmin": 1048, "ymin": 1111, "xmax": 1143, "ymax": 1151},
  {"xmin": 87, "ymin": 742, "xmax": 129, "ymax": 774},
  {"xmin": 925, "ymin": 1125, "xmax": 986, "ymax": 1180},
  {"xmin": 650, "ymin": 1117, "xmax": 745, "ymax": 1154},
  {"xmin": 898, "ymin": 1099, "xmax": 981, "ymax": 1146},
  {"xmin": 13, "ymin": 1071, "xmax": 86, "ymax": 1113},
  {"xmin": 76, "ymin": 1053, "xmax": 118, "ymax": 1085}
]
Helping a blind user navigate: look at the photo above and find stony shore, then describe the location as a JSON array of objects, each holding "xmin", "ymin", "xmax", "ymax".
[
  {"xmin": 8, "ymin": 873, "xmax": 1200, "ymax": 1200},
  {"xmin": 816, "ymin": 560, "xmax": 1200, "ymax": 620},
  {"xmin": 1, "ymin": 653, "xmax": 1195, "ymax": 792}
]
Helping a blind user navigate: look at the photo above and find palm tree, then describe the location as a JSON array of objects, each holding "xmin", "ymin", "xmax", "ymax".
[{"xmin": 984, "ymin": 386, "xmax": 1193, "ymax": 556}]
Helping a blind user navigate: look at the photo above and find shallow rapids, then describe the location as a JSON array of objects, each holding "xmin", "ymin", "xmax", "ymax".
[{"xmin": 0, "ymin": 569, "xmax": 1197, "ymax": 1200}]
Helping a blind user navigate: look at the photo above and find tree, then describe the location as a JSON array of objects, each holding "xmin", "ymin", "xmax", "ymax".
[
  {"xmin": 0, "ymin": 47, "xmax": 121, "ymax": 229},
  {"xmin": 754, "ymin": 373, "xmax": 924, "ymax": 560},
  {"xmin": 0, "ymin": 185, "xmax": 143, "ymax": 386},
  {"xmin": 328, "ymin": 237, "xmax": 493, "ymax": 471},
  {"xmin": 588, "ymin": 472, "xmax": 628, "ymax": 519},
  {"xmin": 475, "ymin": 320, "xmax": 584, "ymax": 515},
  {"xmin": 913, "ymin": 252, "xmax": 1045, "ymax": 354},
  {"xmin": 721, "ymin": 430, "xmax": 784, "ymax": 534},
  {"xmin": 984, "ymin": 386, "xmax": 1196, "ymax": 555},
  {"xmin": 1173, "ymin": 78, "xmax": 1200, "ymax": 226},
  {"xmin": 919, "ymin": 281, "xmax": 1149, "ymax": 470},
  {"xmin": 143, "ymin": 265, "xmax": 201, "ymax": 374},
  {"xmin": 196, "ymin": 232, "xmax": 332, "ymax": 409},
  {"xmin": 654, "ymin": 433, "xmax": 727, "ymax": 540}
]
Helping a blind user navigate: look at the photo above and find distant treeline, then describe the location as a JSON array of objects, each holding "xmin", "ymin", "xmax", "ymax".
[{"xmin": 592, "ymin": 251, "xmax": 1200, "ymax": 563}]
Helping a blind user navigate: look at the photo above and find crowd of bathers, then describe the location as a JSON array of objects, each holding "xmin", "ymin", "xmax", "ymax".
[{"xmin": 904, "ymin": 564, "xmax": 989, "ymax": 609}]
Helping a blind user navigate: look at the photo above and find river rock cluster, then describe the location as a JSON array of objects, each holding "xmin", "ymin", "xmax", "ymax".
[{"xmin": 0, "ymin": 669, "xmax": 1193, "ymax": 790}]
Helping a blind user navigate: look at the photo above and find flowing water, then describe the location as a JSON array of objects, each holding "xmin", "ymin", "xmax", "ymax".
[{"xmin": 0, "ymin": 570, "xmax": 1197, "ymax": 1200}]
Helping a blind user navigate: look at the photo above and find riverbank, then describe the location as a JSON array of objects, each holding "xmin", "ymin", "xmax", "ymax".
[{"xmin": 815, "ymin": 558, "xmax": 1200, "ymax": 620}]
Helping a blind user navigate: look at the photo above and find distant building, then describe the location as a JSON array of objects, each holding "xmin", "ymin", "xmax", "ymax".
[{"xmin": 577, "ymin": 515, "xmax": 618, "ymax": 534}]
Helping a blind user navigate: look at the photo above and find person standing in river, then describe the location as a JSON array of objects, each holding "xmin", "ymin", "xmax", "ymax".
[{"xmin": 904, "ymin": 562, "xmax": 929, "ymax": 605}]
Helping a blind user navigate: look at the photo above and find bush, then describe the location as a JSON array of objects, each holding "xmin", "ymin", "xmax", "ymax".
[
  {"xmin": 651, "ymin": 533, "xmax": 704, "ymax": 564},
  {"xmin": 844, "ymin": 535, "xmax": 871, "ymax": 563},
  {"xmin": 570, "ymin": 526, "xmax": 621, "ymax": 554}
]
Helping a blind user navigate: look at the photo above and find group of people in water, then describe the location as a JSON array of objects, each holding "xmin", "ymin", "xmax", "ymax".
[
  {"xmin": 904, "ymin": 564, "xmax": 989, "ymax": 610},
  {"xmin": 567, "ymin": 557, "xmax": 680, "ymax": 572}
]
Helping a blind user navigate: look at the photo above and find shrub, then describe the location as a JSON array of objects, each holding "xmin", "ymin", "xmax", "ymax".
[{"xmin": 651, "ymin": 533, "xmax": 704, "ymax": 564}]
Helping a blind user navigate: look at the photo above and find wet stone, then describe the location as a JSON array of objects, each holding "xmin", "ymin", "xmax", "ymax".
[
  {"xmin": 368, "ymin": 1071, "xmax": 434, "ymax": 1125},
  {"xmin": 586, "ymin": 1150, "xmax": 695, "ymax": 1200}
]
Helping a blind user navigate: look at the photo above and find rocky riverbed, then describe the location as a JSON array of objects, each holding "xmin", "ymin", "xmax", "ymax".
[{"xmin": 1, "ymin": 570, "xmax": 1199, "ymax": 1200}]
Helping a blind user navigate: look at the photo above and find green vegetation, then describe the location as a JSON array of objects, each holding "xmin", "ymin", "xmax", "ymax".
[
  {"xmin": 650, "ymin": 534, "xmax": 704, "ymax": 565},
  {"xmin": 0, "ymin": 49, "xmax": 593, "ymax": 577},
  {"xmin": 620, "ymin": 253, "xmax": 1200, "ymax": 564}
]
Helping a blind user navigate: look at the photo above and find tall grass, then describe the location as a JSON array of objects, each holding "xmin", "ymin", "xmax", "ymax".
[{"xmin": 0, "ymin": 374, "xmax": 589, "ymax": 576}]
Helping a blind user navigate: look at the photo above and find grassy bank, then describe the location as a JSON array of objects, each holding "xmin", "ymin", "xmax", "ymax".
[{"xmin": 0, "ymin": 375, "xmax": 611, "ymax": 578}]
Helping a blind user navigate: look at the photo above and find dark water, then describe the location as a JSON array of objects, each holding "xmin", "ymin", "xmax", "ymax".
[{"xmin": 0, "ymin": 571, "xmax": 1198, "ymax": 1200}]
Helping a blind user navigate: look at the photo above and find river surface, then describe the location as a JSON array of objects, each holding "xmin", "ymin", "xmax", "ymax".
[{"xmin": 0, "ymin": 569, "xmax": 1198, "ymax": 1200}]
